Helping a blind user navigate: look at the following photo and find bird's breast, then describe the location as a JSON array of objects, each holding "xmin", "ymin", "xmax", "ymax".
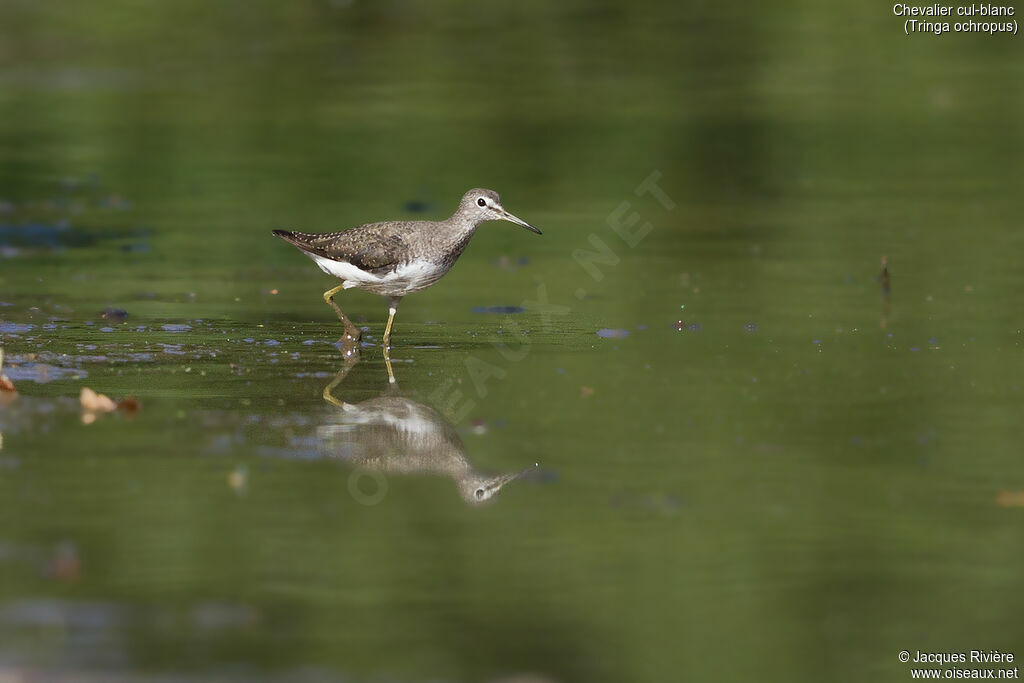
[{"xmin": 385, "ymin": 259, "xmax": 449, "ymax": 293}]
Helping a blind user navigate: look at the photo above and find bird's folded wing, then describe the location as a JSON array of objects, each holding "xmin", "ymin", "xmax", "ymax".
[
  {"xmin": 281, "ymin": 223, "xmax": 409, "ymax": 274},
  {"xmin": 336, "ymin": 232, "xmax": 407, "ymax": 273}
]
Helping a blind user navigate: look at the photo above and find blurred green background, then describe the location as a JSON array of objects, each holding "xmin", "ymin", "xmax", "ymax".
[{"xmin": 1, "ymin": 1, "xmax": 1023, "ymax": 681}]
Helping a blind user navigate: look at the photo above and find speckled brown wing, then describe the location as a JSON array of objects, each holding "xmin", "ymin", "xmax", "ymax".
[{"xmin": 273, "ymin": 222, "xmax": 409, "ymax": 274}]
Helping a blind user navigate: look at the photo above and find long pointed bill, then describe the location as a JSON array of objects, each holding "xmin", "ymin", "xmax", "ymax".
[{"xmin": 501, "ymin": 210, "xmax": 542, "ymax": 235}]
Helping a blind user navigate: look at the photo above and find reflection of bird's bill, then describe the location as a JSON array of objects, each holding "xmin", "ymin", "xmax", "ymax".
[
  {"xmin": 501, "ymin": 210, "xmax": 542, "ymax": 235},
  {"xmin": 487, "ymin": 465, "xmax": 537, "ymax": 492}
]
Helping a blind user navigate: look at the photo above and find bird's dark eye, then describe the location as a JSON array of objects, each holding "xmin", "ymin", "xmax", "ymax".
[
  {"xmin": 475, "ymin": 488, "xmax": 485, "ymax": 498},
  {"xmin": 477, "ymin": 198, "xmax": 486, "ymax": 207}
]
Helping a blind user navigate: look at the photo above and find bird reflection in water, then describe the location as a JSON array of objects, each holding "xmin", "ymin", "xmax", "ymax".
[{"xmin": 318, "ymin": 352, "xmax": 536, "ymax": 504}]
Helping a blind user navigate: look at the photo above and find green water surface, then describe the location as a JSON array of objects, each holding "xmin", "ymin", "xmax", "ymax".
[{"xmin": 1, "ymin": 2, "xmax": 1023, "ymax": 682}]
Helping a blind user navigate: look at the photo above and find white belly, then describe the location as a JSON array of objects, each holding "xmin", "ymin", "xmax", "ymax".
[{"xmin": 310, "ymin": 255, "xmax": 444, "ymax": 295}]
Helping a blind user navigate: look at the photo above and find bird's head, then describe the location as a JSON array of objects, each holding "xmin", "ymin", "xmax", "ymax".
[{"xmin": 460, "ymin": 188, "xmax": 542, "ymax": 235}]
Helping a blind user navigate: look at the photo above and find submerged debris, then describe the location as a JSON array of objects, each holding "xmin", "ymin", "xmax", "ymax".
[
  {"xmin": 41, "ymin": 540, "xmax": 81, "ymax": 583},
  {"xmin": 880, "ymin": 255, "xmax": 891, "ymax": 330},
  {"xmin": 100, "ymin": 308, "xmax": 128, "ymax": 321},
  {"xmin": 118, "ymin": 397, "xmax": 140, "ymax": 418},
  {"xmin": 597, "ymin": 328, "xmax": 630, "ymax": 339},
  {"xmin": 228, "ymin": 464, "xmax": 248, "ymax": 493}
]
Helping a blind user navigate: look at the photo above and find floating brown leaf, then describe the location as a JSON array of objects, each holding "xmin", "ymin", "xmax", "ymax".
[
  {"xmin": 996, "ymin": 491, "xmax": 1024, "ymax": 508},
  {"xmin": 80, "ymin": 387, "xmax": 117, "ymax": 414},
  {"xmin": 0, "ymin": 348, "xmax": 15, "ymax": 395}
]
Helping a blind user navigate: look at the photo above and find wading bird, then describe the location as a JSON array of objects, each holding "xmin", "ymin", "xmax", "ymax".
[{"xmin": 274, "ymin": 189, "xmax": 541, "ymax": 347}]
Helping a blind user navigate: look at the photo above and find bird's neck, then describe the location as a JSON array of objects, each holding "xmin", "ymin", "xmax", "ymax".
[
  {"xmin": 438, "ymin": 213, "xmax": 482, "ymax": 249},
  {"xmin": 446, "ymin": 207, "xmax": 487, "ymax": 233}
]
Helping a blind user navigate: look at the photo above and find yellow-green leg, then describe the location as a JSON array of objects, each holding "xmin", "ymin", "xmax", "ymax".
[
  {"xmin": 382, "ymin": 344, "xmax": 396, "ymax": 385},
  {"xmin": 382, "ymin": 296, "xmax": 402, "ymax": 349},
  {"xmin": 323, "ymin": 283, "xmax": 361, "ymax": 345},
  {"xmin": 322, "ymin": 284, "xmax": 346, "ymax": 305},
  {"xmin": 322, "ymin": 354, "xmax": 359, "ymax": 408}
]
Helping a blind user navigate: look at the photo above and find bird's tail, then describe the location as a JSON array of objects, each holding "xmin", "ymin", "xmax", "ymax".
[{"xmin": 273, "ymin": 229, "xmax": 319, "ymax": 254}]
